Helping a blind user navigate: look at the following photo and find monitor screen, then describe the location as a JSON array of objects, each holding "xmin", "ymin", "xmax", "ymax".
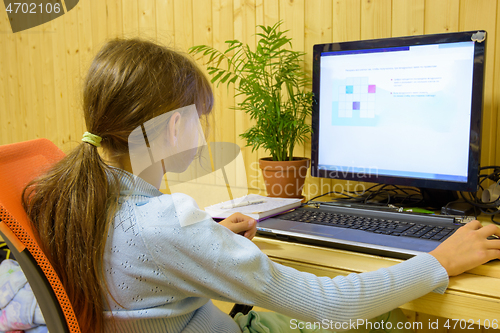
[{"xmin": 311, "ymin": 31, "xmax": 486, "ymax": 193}]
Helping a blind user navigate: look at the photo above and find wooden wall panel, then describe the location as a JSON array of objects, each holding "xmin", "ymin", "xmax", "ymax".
[
  {"xmin": 0, "ymin": 0, "xmax": 499, "ymax": 194},
  {"xmin": 361, "ymin": 0, "xmax": 392, "ymax": 39},
  {"xmin": 333, "ymin": 0, "xmax": 361, "ymax": 42},
  {"xmin": 263, "ymin": 0, "xmax": 279, "ymax": 26},
  {"xmin": 106, "ymin": 1, "xmax": 124, "ymax": 39},
  {"xmin": 122, "ymin": 0, "xmax": 139, "ymax": 37},
  {"xmin": 459, "ymin": 0, "xmax": 498, "ymax": 168},
  {"xmin": 51, "ymin": 11, "xmax": 70, "ymax": 148},
  {"xmin": 28, "ymin": 30, "xmax": 44, "ymax": 140},
  {"xmin": 392, "ymin": 0, "xmax": 424, "ymax": 37},
  {"xmin": 138, "ymin": 0, "xmax": 157, "ymax": 41},
  {"xmin": 13, "ymin": 33, "xmax": 27, "ymax": 143},
  {"xmin": 0, "ymin": 2, "xmax": 15, "ymax": 144},
  {"xmin": 424, "ymin": 0, "xmax": 459, "ymax": 34},
  {"xmin": 78, "ymin": 1, "xmax": 95, "ymax": 82},
  {"xmin": 40, "ymin": 22, "xmax": 56, "ymax": 141},
  {"xmin": 233, "ymin": 0, "xmax": 258, "ymax": 191},
  {"xmin": 173, "ymin": 0, "xmax": 193, "ymax": 49},
  {"xmin": 156, "ymin": 0, "xmax": 174, "ymax": 45},
  {"xmin": 91, "ymin": 0, "xmax": 107, "ymax": 47},
  {"xmin": 63, "ymin": 8, "xmax": 84, "ymax": 150},
  {"xmin": 281, "ymin": 0, "xmax": 305, "ymax": 159}
]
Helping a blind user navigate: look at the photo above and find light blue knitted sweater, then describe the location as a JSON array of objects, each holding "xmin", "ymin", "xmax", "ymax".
[{"xmin": 103, "ymin": 172, "xmax": 449, "ymax": 332}]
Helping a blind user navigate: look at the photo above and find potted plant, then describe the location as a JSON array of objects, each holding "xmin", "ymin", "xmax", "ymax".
[{"xmin": 189, "ymin": 21, "xmax": 312, "ymax": 198}]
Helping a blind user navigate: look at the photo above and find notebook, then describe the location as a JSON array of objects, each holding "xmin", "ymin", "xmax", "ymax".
[
  {"xmin": 256, "ymin": 202, "xmax": 465, "ymax": 259},
  {"xmin": 205, "ymin": 194, "xmax": 302, "ymax": 221}
]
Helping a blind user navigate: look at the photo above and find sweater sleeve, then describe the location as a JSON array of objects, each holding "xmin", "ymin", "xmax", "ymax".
[{"xmin": 138, "ymin": 193, "xmax": 449, "ymax": 324}]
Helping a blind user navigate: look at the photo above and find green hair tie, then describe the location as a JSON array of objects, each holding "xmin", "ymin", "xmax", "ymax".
[{"xmin": 82, "ymin": 131, "xmax": 102, "ymax": 147}]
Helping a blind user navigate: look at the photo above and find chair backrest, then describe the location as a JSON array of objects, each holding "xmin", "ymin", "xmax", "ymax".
[{"xmin": 0, "ymin": 138, "xmax": 81, "ymax": 333}]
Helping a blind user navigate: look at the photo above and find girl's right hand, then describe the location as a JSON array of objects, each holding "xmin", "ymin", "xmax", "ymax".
[{"xmin": 429, "ymin": 220, "xmax": 500, "ymax": 276}]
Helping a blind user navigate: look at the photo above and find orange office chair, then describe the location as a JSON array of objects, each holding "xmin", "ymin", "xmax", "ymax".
[{"xmin": 0, "ymin": 138, "xmax": 81, "ymax": 333}]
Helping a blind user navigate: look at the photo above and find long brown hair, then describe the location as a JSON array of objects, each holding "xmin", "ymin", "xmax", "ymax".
[{"xmin": 23, "ymin": 38, "xmax": 213, "ymax": 333}]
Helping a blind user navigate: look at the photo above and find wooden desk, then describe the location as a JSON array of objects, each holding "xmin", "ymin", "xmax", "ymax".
[{"xmin": 251, "ymin": 236, "xmax": 500, "ymax": 330}]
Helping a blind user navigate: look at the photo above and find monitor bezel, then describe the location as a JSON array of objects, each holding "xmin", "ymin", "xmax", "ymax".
[{"xmin": 311, "ymin": 31, "xmax": 485, "ymax": 192}]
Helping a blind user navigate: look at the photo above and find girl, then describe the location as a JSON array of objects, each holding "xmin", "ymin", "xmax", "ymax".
[{"xmin": 23, "ymin": 38, "xmax": 500, "ymax": 333}]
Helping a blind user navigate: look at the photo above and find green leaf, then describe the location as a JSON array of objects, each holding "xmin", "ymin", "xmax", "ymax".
[
  {"xmin": 211, "ymin": 70, "xmax": 225, "ymax": 83},
  {"xmin": 220, "ymin": 72, "xmax": 232, "ymax": 84}
]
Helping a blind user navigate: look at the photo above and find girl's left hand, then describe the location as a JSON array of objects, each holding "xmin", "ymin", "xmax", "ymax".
[{"xmin": 219, "ymin": 213, "xmax": 257, "ymax": 240}]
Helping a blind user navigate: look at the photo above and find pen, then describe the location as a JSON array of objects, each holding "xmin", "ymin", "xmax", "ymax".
[{"xmin": 221, "ymin": 199, "xmax": 266, "ymax": 209}]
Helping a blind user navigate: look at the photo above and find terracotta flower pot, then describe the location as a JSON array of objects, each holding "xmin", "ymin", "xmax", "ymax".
[{"xmin": 259, "ymin": 157, "xmax": 310, "ymax": 198}]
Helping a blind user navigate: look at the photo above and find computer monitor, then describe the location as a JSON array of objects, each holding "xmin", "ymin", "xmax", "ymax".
[{"xmin": 311, "ymin": 31, "xmax": 486, "ymax": 200}]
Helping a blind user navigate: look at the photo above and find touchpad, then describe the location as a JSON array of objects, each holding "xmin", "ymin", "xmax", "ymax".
[{"xmin": 290, "ymin": 224, "xmax": 347, "ymax": 238}]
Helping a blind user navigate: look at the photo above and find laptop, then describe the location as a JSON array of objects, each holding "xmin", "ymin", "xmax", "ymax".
[{"xmin": 256, "ymin": 203, "xmax": 465, "ymax": 259}]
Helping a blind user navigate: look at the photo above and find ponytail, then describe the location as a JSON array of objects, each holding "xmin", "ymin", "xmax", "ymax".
[{"xmin": 23, "ymin": 141, "xmax": 120, "ymax": 333}]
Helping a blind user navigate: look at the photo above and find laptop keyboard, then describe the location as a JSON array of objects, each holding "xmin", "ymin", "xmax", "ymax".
[{"xmin": 277, "ymin": 209, "xmax": 459, "ymax": 241}]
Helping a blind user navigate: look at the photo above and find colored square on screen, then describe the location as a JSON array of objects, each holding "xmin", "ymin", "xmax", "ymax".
[
  {"xmin": 368, "ymin": 85, "xmax": 376, "ymax": 93},
  {"xmin": 346, "ymin": 85, "xmax": 354, "ymax": 94},
  {"xmin": 353, "ymin": 101, "xmax": 360, "ymax": 110}
]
